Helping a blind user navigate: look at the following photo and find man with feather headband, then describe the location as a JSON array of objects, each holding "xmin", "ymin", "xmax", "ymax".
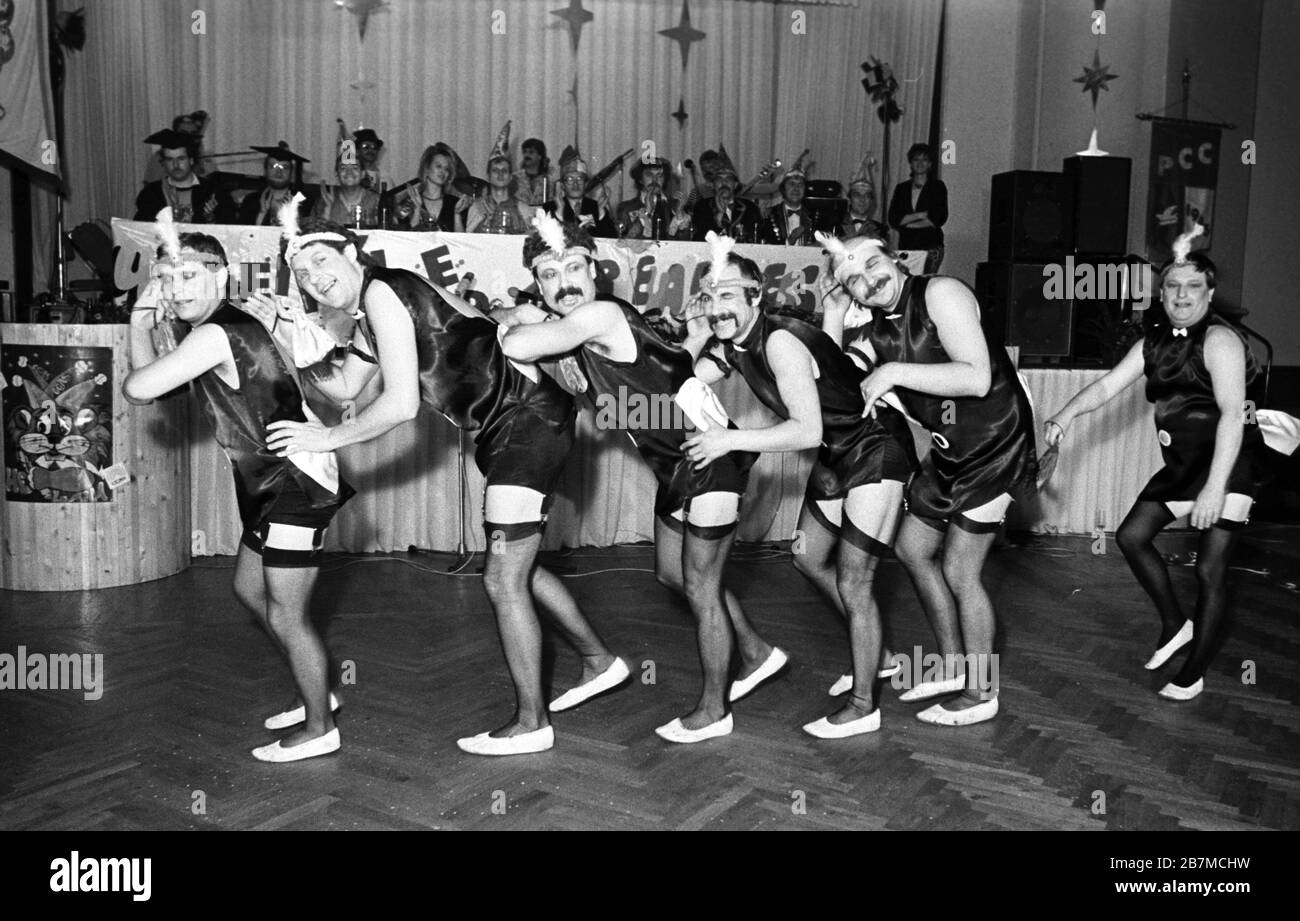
[
  {"xmin": 1044, "ymin": 227, "xmax": 1277, "ymax": 702},
  {"xmin": 817, "ymin": 231, "xmax": 1036, "ymax": 727},
  {"xmin": 253, "ymin": 196, "xmax": 626, "ymax": 756},
  {"xmin": 123, "ymin": 208, "xmax": 354, "ymax": 763},
  {"xmin": 499, "ymin": 213, "xmax": 782, "ymax": 744},
  {"xmin": 684, "ymin": 232, "xmax": 916, "ymax": 737}
]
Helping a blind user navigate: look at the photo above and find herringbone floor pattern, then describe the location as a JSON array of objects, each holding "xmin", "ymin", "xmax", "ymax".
[{"xmin": 1, "ymin": 529, "xmax": 1297, "ymax": 830}]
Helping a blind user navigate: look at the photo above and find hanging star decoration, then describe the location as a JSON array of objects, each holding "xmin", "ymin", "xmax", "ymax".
[
  {"xmin": 1074, "ymin": 49, "xmax": 1118, "ymax": 108},
  {"xmin": 552, "ymin": 0, "xmax": 594, "ymax": 54},
  {"xmin": 335, "ymin": 0, "xmax": 388, "ymax": 42},
  {"xmin": 672, "ymin": 98, "xmax": 689, "ymax": 129},
  {"xmin": 660, "ymin": 0, "xmax": 706, "ymax": 70}
]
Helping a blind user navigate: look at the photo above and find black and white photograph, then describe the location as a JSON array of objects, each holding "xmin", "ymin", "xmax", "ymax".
[{"xmin": 0, "ymin": 0, "xmax": 1295, "ymax": 889}]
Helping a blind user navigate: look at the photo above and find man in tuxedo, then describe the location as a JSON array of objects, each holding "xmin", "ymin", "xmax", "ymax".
[
  {"xmin": 236, "ymin": 142, "xmax": 315, "ymax": 226},
  {"xmin": 691, "ymin": 158, "xmax": 759, "ymax": 242},
  {"xmin": 760, "ymin": 166, "xmax": 816, "ymax": 246},
  {"xmin": 543, "ymin": 151, "xmax": 616, "ymax": 237},
  {"xmin": 133, "ymin": 129, "xmax": 234, "ymax": 223},
  {"xmin": 837, "ymin": 175, "xmax": 888, "ymax": 240}
]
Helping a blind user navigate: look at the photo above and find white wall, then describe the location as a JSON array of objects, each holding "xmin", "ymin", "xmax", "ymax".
[{"xmin": 1242, "ymin": 0, "xmax": 1300, "ymax": 365}]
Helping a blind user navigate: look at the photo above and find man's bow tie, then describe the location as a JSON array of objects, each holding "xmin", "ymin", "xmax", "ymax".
[{"xmin": 1172, "ymin": 327, "xmax": 1189, "ymax": 337}]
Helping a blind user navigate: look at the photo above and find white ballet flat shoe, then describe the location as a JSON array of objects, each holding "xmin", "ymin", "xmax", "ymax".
[
  {"xmin": 878, "ymin": 660, "xmax": 903, "ymax": 680},
  {"xmin": 916, "ymin": 697, "xmax": 999, "ymax": 726},
  {"xmin": 1158, "ymin": 678, "xmax": 1204, "ymax": 701},
  {"xmin": 803, "ymin": 709, "xmax": 882, "ymax": 739},
  {"xmin": 549, "ymin": 657, "xmax": 631, "ymax": 712},
  {"xmin": 898, "ymin": 674, "xmax": 966, "ymax": 702},
  {"xmin": 1144, "ymin": 621, "xmax": 1194, "ymax": 671},
  {"xmin": 264, "ymin": 692, "xmax": 342, "ymax": 731},
  {"xmin": 655, "ymin": 713, "xmax": 734, "ymax": 744},
  {"xmin": 456, "ymin": 725, "xmax": 555, "ymax": 756},
  {"xmin": 728, "ymin": 648, "xmax": 789, "ymax": 702},
  {"xmin": 828, "ymin": 674, "xmax": 853, "ymax": 696},
  {"xmin": 251, "ymin": 728, "xmax": 341, "ymax": 763}
]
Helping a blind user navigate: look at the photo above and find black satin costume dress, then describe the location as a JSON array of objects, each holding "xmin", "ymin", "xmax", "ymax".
[
  {"xmin": 188, "ymin": 303, "xmax": 355, "ymax": 534},
  {"xmin": 355, "ymin": 267, "xmax": 576, "ymax": 500},
  {"xmin": 847, "ymin": 275, "xmax": 1037, "ymax": 526},
  {"xmin": 574, "ymin": 298, "xmax": 756, "ymax": 517},
  {"xmin": 1139, "ymin": 313, "xmax": 1261, "ymax": 503},
  {"xmin": 717, "ymin": 311, "xmax": 915, "ymax": 502}
]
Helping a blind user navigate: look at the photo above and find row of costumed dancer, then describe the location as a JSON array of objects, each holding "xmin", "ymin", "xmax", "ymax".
[{"xmin": 124, "ymin": 201, "xmax": 1298, "ymax": 761}]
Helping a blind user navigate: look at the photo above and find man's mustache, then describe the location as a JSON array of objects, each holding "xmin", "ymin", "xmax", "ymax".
[
  {"xmin": 554, "ymin": 286, "xmax": 585, "ymax": 302},
  {"xmin": 709, "ymin": 311, "xmax": 739, "ymax": 327}
]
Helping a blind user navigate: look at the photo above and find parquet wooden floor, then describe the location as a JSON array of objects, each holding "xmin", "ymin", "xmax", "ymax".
[{"xmin": 2, "ymin": 528, "xmax": 1297, "ymax": 831}]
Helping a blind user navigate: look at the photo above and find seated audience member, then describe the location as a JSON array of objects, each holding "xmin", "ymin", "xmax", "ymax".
[
  {"xmin": 759, "ymin": 157, "xmax": 816, "ymax": 246},
  {"xmin": 237, "ymin": 142, "xmax": 315, "ymax": 227},
  {"xmin": 466, "ymin": 154, "xmax": 535, "ymax": 234},
  {"xmin": 616, "ymin": 156, "xmax": 688, "ymax": 240},
  {"xmin": 388, "ymin": 143, "xmax": 467, "ymax": 232},
  {"xmin": 838, "ymin": 156, "xmax": 887, "ymax": 239},
  {"xmin": 513, "ymin": 138, "xmax": 556, "ymax": 208},
  {"xmin": 692, "ymin": 151, "xmax": 759, "ymax": 242},
  {"xmin": 134, "ymin": 128, "xmax": 234, "ymax": 223},
  {"xmin": 542, "ymin": 147, "xmax": 616, "ymax": 237},
  {"xmin": 352, "ymin": 128, "xmax": 385, "ymax": 191},
  {"xmin": 313, "ymin": 140, "xmax": 381, "ymax": 228}
]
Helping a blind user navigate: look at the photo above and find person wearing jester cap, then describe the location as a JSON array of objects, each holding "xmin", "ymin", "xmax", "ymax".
[
  {"xmin": 1044, "ymin": 227, "xmax": 1276, "ymax": 702},
  {"xmin": 818, "ymin": 231, "xmax": 1036, "ymax": 727},
  {"xmin": 500, "ymin": 214, "xmax": 782, "ymax": 744},
  {"xmin": 684, "ymin": 233, "xmax": 917, "ymax": 738},
  {"xmin": 251, "ymin": 207, "xmax": 626, "ymax": 756},
  {"xmin": 124, "ymin": 212, "xmax": 354, "ymax": 763}
]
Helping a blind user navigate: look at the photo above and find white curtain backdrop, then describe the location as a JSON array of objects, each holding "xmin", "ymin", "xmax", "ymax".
[{"xmin": 47, "ymin": 0, "xmax": 941, "ymax": 234}]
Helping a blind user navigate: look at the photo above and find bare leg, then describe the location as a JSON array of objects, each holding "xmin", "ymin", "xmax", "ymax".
[
  {"xmin": 480, "ymin": 530, "xmax": 549, "ymax": 737},
  {"xmin": 262, "ymin": 562, "xmax": 335, "ymax": 747}
]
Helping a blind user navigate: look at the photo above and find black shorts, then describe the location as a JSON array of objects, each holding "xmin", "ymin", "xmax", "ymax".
[{"xmin": 240, "ymin": 476, "xmax": 350, "ymax": 568}]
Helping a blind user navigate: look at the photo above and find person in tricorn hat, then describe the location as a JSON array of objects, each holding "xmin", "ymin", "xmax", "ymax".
[
  {"xmin": 351, "ymin": 127, "xmax": 384, "ymax": 191},
  {"xmin": 236, "ymin": 141, "xmax": 316, "ymax": 226},
  {"xmin": 691, "ymin": 150, "xmax": 759, "ymax": 243},
  {"xmin": 617, "ymin": 155, "xmax": 687, "ymax": 240},
  {"xmin": 542, "ymin": 147, "xmax": 616, "ymax": 238},
  {"xmin": 133, "ymin": 128, "xmax": 234, "ymax": 223}
]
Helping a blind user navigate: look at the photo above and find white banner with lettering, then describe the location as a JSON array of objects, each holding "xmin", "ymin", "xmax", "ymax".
[{"xmin": 110, "ymin": 222, "xmax": 829, "ymax": 321}]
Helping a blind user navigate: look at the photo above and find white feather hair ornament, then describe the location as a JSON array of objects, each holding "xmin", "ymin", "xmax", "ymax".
[
  {"xmin": 1171, "ymin": 223, "xmax": 1205, "ymax": 265},
  {"xmin": 532, "ymin": 209, "xmax": 568, "ymax": 258},
  {"xmin": 155, "ymin": 207, "xmax": 182, "ymax": 263},
  {"xmin": 704, "ymin": 230, "xmax": 735, "ymax": 284},
  {"xmin": 277, "ymin": 192, "xmax": 307, "ymax": 241}
]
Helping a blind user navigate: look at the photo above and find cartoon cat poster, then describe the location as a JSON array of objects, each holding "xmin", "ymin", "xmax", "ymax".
[{"xmin": 2, "ymin": 344, "xmax": 114, "ymax": 503}]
